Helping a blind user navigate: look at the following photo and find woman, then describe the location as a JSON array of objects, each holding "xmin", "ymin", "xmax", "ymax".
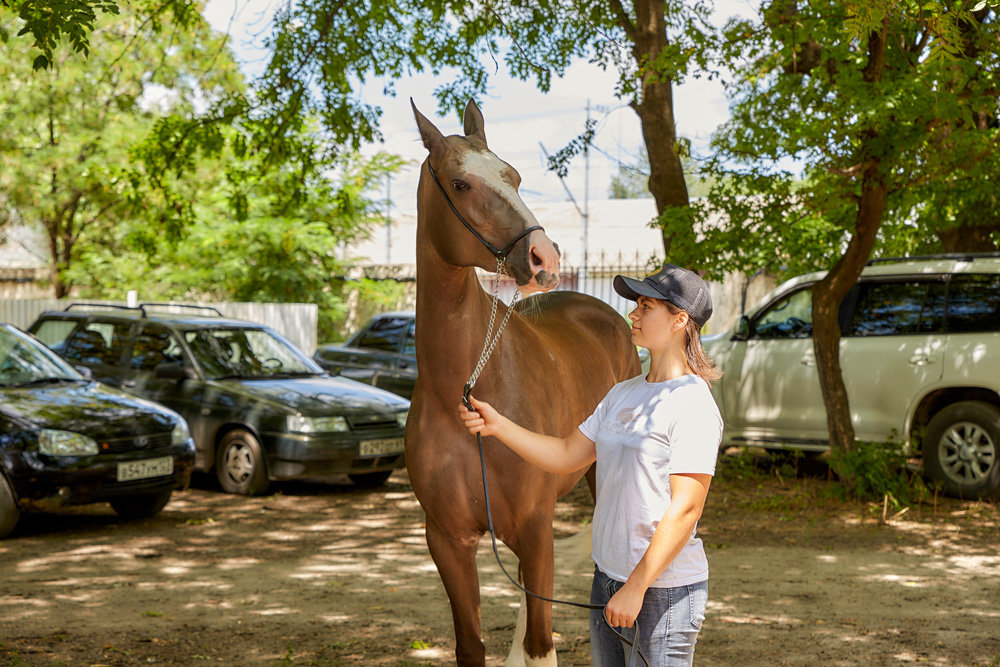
[{"xmin": 460, "ymin": 263, "xmax": 723, "ymax": 666}]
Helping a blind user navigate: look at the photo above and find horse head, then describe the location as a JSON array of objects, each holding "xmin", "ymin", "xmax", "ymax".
[{"xmin": 412, "ymin": 99, "xmax": 560, "ymax": 293}]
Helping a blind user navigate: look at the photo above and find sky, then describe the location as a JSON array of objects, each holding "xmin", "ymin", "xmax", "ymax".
[{"xmin": 202, "ymin": 1, "xmax": 760, "ymax": 217}]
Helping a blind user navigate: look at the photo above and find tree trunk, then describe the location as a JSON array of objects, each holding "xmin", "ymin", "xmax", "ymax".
[
  {"xmin": 813, "ymin": 26, "xmax": 889, "ymax": 494},
  {"xmin": 630, "ymin": 0, "xmax": 693, "ymax": 260}
]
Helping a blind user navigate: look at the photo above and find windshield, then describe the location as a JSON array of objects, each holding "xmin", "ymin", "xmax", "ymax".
[
  {"xmin": 0, "ymin": 325, "xmax": 83, "ymax": 386},
  {"xmin": 184, "ymin": 328, "xmax": 321, "ymax": 380}
]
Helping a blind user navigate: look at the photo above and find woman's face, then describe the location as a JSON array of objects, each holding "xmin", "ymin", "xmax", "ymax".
[{"xmin": 628, "ymin": 296, "xmax": 688, "ymax": 350}]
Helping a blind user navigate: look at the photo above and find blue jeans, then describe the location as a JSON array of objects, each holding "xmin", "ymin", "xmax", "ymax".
[{"xmin": 589, "ymin": 566, "xmax": 708, "ymax": 666}]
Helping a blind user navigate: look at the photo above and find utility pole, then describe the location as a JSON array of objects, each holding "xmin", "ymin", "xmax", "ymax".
[
  {"xmin": 385, "ymin": 174, "xmax": 392, "ymax": 264},
  {"xmin": 583, "ymin": 99, "xmax": 590, "ymax": 284}
]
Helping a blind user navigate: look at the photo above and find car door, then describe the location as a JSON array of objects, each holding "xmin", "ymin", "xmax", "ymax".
[
  {"xmin": 724, "ymin": 285, "xmax": 830, "ymax": 444},
  {"xmin": 839, "ymin": 278, "xmax": 947, "ymax": 442},
  {"xmin": 381, "ymin": 319, "xmax": 417, "ymax": 399},
  {"xmin": 119, "ymin": 324, "xmax": 212, "ymax": 466}
]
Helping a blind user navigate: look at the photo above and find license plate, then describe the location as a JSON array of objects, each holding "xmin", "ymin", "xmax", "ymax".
[
  {"xmin": 117, "ymin": 456, "xmax": 174, "ymax": 482},
  {"xmin": 359, "ymin": 438, "xmax": 404, "ymax": 457}
]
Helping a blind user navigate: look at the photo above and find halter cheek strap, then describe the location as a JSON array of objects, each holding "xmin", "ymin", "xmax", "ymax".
[{"xmin": 427, "ymin": 162, "xmax": 543, "ymax": 260}]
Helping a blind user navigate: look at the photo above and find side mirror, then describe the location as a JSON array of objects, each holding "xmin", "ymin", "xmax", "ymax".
[
  {"xmin": 154, "ymin": 362, "xmax": 196, "ymax": 381},
  {"xmin": 74, "ymin": 365, "xmax": 93, "ymax": 381},
  {"xmin": 733, "ymin": 316, "xmax": 751, "ymax": 341}
]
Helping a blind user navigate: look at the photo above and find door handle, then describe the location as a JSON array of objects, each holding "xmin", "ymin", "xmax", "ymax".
[
  {"xmin": 908, "ymin": 354, "xmax": 933, "ymax": 366},
  {"xmin": 122, "ymin": 379, "xmax": 136, "ymax": 388},
  {"xmin": 800, "ymin": 356, "xmax": 816, "ymax": 367}
]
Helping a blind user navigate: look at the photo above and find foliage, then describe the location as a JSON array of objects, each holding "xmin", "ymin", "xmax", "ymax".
[
  {"xmin": 0, "ymin": 4, "xmax": 243, "ymax": 296},
  {"xmin": 827, "ymin": 441, "xmax": 930, "ymax": 508},
  {"xmin": 608, "ymin": 145, "xmax": 721, "ymax": 199}
]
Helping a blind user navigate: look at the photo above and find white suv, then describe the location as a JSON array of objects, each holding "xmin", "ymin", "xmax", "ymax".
[{"xmin": 704, "ymin": 254, "xmax": 1000, "ymax": 499}]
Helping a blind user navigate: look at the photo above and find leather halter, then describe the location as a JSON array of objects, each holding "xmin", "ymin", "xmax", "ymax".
[{"xmin": 427, "ymin": 161, "xmax": 542, "ymax": 261}]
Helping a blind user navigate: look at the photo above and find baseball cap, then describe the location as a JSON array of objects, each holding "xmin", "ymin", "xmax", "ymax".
[{"xmin": 613, "ymin": 264, "xmax": 713, "ymax": 327}]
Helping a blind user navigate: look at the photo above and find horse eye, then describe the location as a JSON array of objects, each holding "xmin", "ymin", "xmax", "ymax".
[{"xmin": 452, "ymin": 180, "xmax": 470, "ymax": 192}]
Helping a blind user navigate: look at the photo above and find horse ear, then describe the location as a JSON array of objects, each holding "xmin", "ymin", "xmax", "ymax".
[
  {"xmin": 463, "ymin": 99, "xmax": 487, "ymax": 146},
  {"xmin": 411, "ymin": 98, "xmax": 445, "ymax": 156}
]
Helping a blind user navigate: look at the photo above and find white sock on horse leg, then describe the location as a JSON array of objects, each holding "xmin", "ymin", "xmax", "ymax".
[{"xmin": 505, "ymin": 590, "xmax": 557, "ymax": 667}]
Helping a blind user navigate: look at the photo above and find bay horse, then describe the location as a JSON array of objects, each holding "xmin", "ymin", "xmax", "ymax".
[{"xmin": 406, "ymin": 99, "xmax": 639, "ymax": 666}]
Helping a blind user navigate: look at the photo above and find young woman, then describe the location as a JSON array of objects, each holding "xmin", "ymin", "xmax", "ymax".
[{"xmin": 460, "ymin": 263, "xmax": 723, "ymax": 666}]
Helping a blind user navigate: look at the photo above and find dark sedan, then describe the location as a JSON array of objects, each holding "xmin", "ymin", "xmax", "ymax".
[
  {"xmin": 0, "ymin": 324, "xmax": 195, "ymax": 538},
  {"xmin": 313, "ymin": 311, "xmax": 417, "ymax": 399},
  {"xmin": 30, "ymin": 304, "xmax": 409, "ymax": 495}
]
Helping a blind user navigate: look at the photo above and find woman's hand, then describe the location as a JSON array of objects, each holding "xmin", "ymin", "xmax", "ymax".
[
  {"xmin": 458, "ymin": 395, "xmax": 503, "ymax": 437},
  {"xmin": 604, "ymin": 581, "xmax": 645, "ymax": 628}
]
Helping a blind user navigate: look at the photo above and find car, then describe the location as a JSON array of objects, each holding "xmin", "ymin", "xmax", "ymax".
[
  {"xmin": 0, "ymin": 323, "xmax": 195, "ymax": 537},
  {"xmin": 29, "ymin": 304, "xmax": 409, "ymax": 495},
  {"xmin": 314, "ymin": 311, "xmax": 417, "ymax": 399},
  {"xmin": 703, "ymin": 253, "xmax": 1000, "ymax": 499}
]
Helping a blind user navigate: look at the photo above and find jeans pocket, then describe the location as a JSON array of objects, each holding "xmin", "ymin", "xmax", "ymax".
[{"xmin": 688, "ymin": 584, "xmax": 707, "ymax": 631}]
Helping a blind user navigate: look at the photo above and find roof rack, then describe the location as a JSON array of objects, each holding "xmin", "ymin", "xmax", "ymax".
[
  {"xmin": 140, "ymin": 302, "xmax": 224, "ymax": 317},
  {"xmin": 61, "ymin": 302, "xmax": 224, "ymax": 318},
  {"xmin": 64, "ymin": 303, "xmax": 148, "ymax": 317},
  {"xmin": 867, "ymin": 252, "xmax": 1000, "ymax": 266}
]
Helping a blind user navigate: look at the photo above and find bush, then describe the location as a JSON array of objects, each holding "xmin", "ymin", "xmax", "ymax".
[{"xmin": 827, "ymin": 440, "xmax": 930, "ymax": 508}]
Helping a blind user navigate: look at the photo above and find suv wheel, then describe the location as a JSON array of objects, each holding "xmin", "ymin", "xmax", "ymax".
[
  {"xmin": 923, "ymin": 401, "xmax": 1000, "ymax": 499},
  {"xmin": 110, "ymin": 490, "xmax": 173, "ymax": 519},
  {"xmin": 0, "ymin": 474, "xmax": 20, "ymax": 538},
  {"xmin": 216, "ymin": 429, "xmax": 270, "ymax": 496}
]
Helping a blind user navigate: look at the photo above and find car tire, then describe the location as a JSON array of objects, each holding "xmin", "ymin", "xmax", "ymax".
[
  {"xmin": 0, "ymin": 473, "xmax": 20, "ymax": 539},
  {"xmin": 216, "ymin": 429, "xmax": 270, "ymax": 496},
  {"xmin": 110, "ymin": 490, "xmax": 173, "ymax": 519},
  {"xmin": 923, "ymin": 401, "xmax": 1000, "ymax": 500},
  {"xmin": 348, "ymin": 470, "xmax": 393, "ymax": 488}
]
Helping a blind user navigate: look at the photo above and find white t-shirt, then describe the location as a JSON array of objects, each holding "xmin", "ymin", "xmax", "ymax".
[{"xmin": 578, "ymin": 373, "xmax": 722, "ymax": 588}]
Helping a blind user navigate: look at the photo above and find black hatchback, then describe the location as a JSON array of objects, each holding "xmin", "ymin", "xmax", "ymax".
[
  {"xmin": 29, "ymin": 304, "xmax": 409, "ymax": 495},
  {"xmin": 0, "ymin": 324, "xmax": 195, "ymax": 538}
]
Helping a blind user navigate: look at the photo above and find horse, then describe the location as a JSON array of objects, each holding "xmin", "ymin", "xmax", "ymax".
[{"xmin": 406, "ymin": 98, "xmax": 640, "ymax": 666}]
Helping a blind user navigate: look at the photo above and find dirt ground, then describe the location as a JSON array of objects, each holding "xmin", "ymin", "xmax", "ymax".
[{"xmin": 1, "ymin": 453, "xmax": 998, "ymax": 667}]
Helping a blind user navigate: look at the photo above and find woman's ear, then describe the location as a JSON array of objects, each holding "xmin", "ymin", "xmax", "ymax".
[{"xmin": 673, "ymin": 310, "xmax": 690, "ymax": 332}]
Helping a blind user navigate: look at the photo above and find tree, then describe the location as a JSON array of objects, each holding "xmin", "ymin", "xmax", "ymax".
[
  {"xmin": 608, "ymin": 144, "xmax": 720, "ymax": 199},
  {"xmin": 0, "ymin": 4, "xmax": 242, "ymax": 296},
  {"xmin": 695, "ymin": 0, "xmax": 1000, "ymax": 492}
]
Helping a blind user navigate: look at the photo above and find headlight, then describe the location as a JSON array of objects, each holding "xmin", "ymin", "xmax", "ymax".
[
  {"xmin": 171, "ymin": 421, "xmax": 191, "ymax": 445},
  {"xmin": 286, "ymin": 414, "xmax": 349, "ymax": 433},
  {"xmin": 396, "ymin": 411, "xmax": 408, "ymax": 429},
  {"xmin": 39, "ymin": 429, "xmax": 98, "ymax": 456}
]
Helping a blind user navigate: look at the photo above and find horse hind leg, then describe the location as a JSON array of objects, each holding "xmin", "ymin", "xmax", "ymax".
[{"xmin": 425, "ymin": 517, "xmax": 487, "ymax": 666}]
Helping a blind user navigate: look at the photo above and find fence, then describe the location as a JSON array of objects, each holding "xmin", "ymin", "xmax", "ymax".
[{"xmin": 0, "ymin": 299, "xmax": 319, "ymax": 355}]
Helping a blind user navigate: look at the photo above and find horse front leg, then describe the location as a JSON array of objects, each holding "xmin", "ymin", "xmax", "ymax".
[
  {"xmin": 425, "ymin": 516, "xmax": 486, "ymax": 666},
  {"xmin": 506, "ymin": 516, "xmax": 557, "ymax": 667}
]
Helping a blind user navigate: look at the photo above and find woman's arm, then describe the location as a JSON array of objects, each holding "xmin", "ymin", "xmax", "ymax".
[
  {"xmin": 603, "ymin": 473, "xmax": 712, "ymax": 628},
  {"xmin": 459, "ymin": 395, "xmax": 596, "ymax": 474}
]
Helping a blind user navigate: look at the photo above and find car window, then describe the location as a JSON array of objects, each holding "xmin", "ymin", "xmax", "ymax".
[
  {"xmin": 753, "ymin": 288, "xmax": 813, "ymax": 339},
  {"xmin": 358, "ymin": 316, "xmax": 412, "ymax": 353},
  {"xmin": 847, "ymin": 280, "xmax": 946, "ymax": 337},
  {"xmin": 129, "ymin": 327, "xmax": 186, "ymax": 371},
  {"xmin": 946, "ymin": 274, "xmax": 1000, "ymax": 333},
  {"xmin": 32, "ymin": 320, "xmax": 78, "ymax": 350},
  {"xmin": 403, "ymin": 322, "xmax": 416, "ymax": 356},
  {"xmin": 184, "ymin": 327, "xmax": 318, "ymax": 379},
  {"xmin": 0, "ymin": 326, "xmax": 80, "ymax": 385},
  {"xmin": 62, "ymin": 321, "xmax": 131, "ymax": 366}
]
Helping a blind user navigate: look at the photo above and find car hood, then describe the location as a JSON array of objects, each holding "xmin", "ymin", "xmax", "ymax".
[
  {"xmin": 216, "ymin": 375, "xmax": 409, "ymax": 416},
  {"xmin": 0, "ymin": 381, "xmax": 179, "ymax": 438}
]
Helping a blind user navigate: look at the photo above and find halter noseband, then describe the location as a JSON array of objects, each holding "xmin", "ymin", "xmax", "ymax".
[{"xmin": 427, "ymin": 161, "xmax": 543, "ymax": 261}]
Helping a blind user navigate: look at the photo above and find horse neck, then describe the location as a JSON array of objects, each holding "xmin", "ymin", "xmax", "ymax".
[{"xmin": 414, "ymin": 177, "xmax": 501, "ymax": 401}]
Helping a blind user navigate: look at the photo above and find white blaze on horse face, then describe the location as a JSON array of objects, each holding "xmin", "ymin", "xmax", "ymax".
[{"xmin": 459, "ymin": 150, "xmax": 538, "ymax": 230}]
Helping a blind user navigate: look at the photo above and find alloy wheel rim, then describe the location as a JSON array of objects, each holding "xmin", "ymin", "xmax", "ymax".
[
  {"xmin": 938, "ymin": 421, "xmax": 996, "ymax": 485},
  {"xmin": 224, "ymin": 442, "xmax": 254, "ymax": 484}
]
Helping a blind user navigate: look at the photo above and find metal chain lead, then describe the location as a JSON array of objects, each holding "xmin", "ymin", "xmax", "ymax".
[{"xmin": 467, "ymin": 257, "xmax": 522, "ymax": 391}]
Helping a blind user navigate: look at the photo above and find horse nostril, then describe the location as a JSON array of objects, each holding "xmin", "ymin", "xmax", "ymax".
[{"xmin": 530, "ymin": 247, "xmax": 544, "ymax": 269}]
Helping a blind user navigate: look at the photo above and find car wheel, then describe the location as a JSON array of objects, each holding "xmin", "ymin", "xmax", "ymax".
[
  {"xmin": 348, "ymin": 470, "xmax": 393, "ymax": 488},
  {"xmin": 110, "ymin": 490, "xmax": 173, "ymax": 519},
  {"xmin": 0, "ymin": 474, "xmax": 20, "ymax": 539},
  {"xmin": 216, "ymin": 429, "xmax": 270, "ymax": 496},
  {"xmin": 923, "ymin": 401, "xmax": 1000, "ymax": 499}
]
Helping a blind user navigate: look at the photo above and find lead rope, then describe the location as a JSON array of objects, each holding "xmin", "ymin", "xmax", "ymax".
[{"xmin": 461, "ymin": 258, "xmax": 648, "ymax": 667}]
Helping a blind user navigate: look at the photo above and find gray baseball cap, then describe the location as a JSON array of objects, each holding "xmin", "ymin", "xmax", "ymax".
[{"xmin": 613, "ymin": 264, "xmax": 713, "ymax": 327}]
